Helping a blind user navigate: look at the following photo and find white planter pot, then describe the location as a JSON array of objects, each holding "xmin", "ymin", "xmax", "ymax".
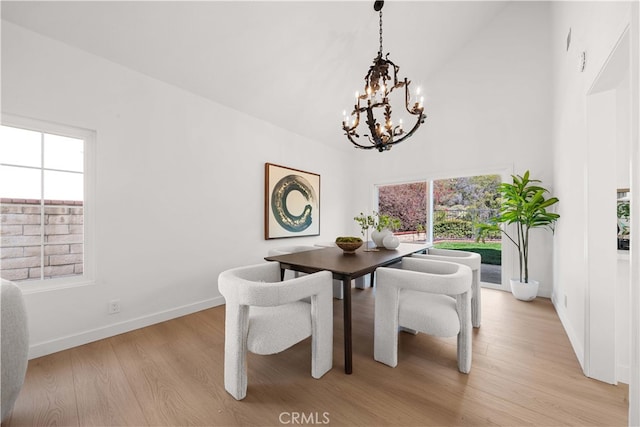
[
  {"xmin": 371, "ymin": 229, "xmax": 392, "ymax": 248},
  {"xmin": 509, "ymin": 279, "xmax": 539, "ymax": 301},
  {"xmin": 382, "ymin": 234, "xmax": 400, "ymax": 249}
]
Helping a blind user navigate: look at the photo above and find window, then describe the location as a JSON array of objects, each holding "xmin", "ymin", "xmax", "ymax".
[
  {"xmin": 0, "ymin": 115, "xmax": 95, "ymax": 288},
  {"xmin": 376, "ymin": 173, "xmax": 503, "ymax": 287}
]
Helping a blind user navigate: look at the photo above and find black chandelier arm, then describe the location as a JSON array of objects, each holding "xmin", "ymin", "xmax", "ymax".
[
  {"xmin": 389, "ymin": 112, "xmax": 426, "ymax": 145},
  {"xmin": 344, "ymin": 130, "xmax": 377, "ymax": 150},
  {"xmin": 353, "ymin": 110, "xmax": 426, "ymax": 151}
]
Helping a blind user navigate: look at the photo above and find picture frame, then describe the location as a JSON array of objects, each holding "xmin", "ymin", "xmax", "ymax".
[{"xmin": 265, "ymin": 163, "xmax": 320, "ymax": 239}]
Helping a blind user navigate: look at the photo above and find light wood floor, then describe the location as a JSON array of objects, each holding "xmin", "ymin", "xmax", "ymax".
[{"xmin": 3, "ymin": 288, "xmax": 629, "ymax": 426}]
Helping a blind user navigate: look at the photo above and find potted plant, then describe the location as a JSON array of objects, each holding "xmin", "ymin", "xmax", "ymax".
[
  {"xmin": 354, "ymin": 211, "xmax": 402, "ymax": 250},
  {"xmin": 476, "ymin": 171, "xmax": 560, "ymax": 301},
  {"xmin": 371, "ymin": 212, "xmax": 401, "ymax": 248},
  {"xmin": 354, "ymin": 212, "xmax": 376, "ymax": 251}
]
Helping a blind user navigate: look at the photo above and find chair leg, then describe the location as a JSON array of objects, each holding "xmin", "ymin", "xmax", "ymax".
[
  {"xmin": 224, "ymin": 305, "xmax": 249, "ymax": 400},
  {"xmin": 310, "ymin": 289, "xmax": 333, "ymax": 379},
  {"xmin": 456, "ymin": 291, "xmax": 472, "ymax": 373},
  {"xmin": 374, "ymin": 283, "xmax": 400, "ymax": 367},
  {"xmin": 472, "ymin": 269, "xmax": 481, "ymax": 328},
  {"xmin": 332, "ymin": 280, "xmax": 344, "ymax": 299}
]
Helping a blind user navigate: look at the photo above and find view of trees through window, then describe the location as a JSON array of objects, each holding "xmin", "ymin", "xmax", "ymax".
[
  {"xmin": 378, "ymin": 181, "xmax": 427, "ymax": 233},
  {"xmin": 377, "ymin": 174, "xmax": 502, "ymax": 284},
  {"xmin": 433, "ymin": 175, "xmax": 501, "ymax": 242}
]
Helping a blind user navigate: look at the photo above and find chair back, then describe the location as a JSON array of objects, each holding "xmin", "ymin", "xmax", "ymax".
[
  {"xmin": 219, "ymin": 262, "xmax": 332, "ymax": 307},
  {"xmin": 415, "ymin": 248, "xmax": 481, "ymax": 270},
  {"xmin": 399, "ymin": 257, "xmax": 472, "ymax": 295}
]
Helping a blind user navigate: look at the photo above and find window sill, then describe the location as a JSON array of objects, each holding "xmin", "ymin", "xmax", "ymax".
[{"xmin": 18, "ymin": 276, "xmax": 96, "ymax": 294}]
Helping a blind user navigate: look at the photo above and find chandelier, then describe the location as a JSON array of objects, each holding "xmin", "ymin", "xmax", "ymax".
[{"xmin": 342, "ymin": 1, "xmax": 426, "ymax": 152}]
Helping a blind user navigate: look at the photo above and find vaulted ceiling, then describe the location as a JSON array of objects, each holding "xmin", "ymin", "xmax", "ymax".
[{"xmin": 1, "ymin": 1, "xmax": 509, "ymax": 151}]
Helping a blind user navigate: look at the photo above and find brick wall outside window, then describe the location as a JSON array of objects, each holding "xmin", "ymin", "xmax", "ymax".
[{"xmin": 1, "ymin": 198, "xmax": 83, "ymax": 282}]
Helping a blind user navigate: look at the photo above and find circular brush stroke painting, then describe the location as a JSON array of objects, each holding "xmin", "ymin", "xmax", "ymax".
[{"xmin": 271, "ymin": 174, "xmax": 317, "ymax": 232}]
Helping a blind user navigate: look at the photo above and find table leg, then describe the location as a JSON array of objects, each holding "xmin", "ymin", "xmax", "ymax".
[
  {"xmin": 280, "ymin": 268, "xmax": 286, "ymax": 281},
  {"xmin": 342, "ymin": 277, "xmax": 352, "ymax": 374}
]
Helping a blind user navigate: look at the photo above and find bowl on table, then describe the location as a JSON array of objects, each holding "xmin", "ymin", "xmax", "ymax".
[{"xmin": 335, "ymin": 237, "xmax": 363, "ymax": 254}]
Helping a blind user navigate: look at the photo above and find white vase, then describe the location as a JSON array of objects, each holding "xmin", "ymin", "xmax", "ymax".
[
  {"xmin": 382, "ymin": 234, "xmax": 400, "ymax": 249},
  {"xmin": 371, "ymin": 229, "xmax": 392, "ymax": 248},
  {"xmin": 509, "ymin": 278, "xmax": 539, "ymax": 301}
]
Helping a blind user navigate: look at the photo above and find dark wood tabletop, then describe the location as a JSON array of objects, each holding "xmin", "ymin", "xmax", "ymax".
[{"xmin": 265, "ymin": 242, "xmax": 430, "ymax": 374}]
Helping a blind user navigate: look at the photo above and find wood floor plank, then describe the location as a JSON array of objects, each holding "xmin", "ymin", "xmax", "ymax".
[
  {"xmin": 3, "ymin": 351, "xmax": 79, "ymax": 427},
  {"xmin": 109, "ymin": 331, "xmax": 215, "ymax": 425},
  {"xmin": 69, "ymin": 340, "xmax": 148, "ymax": 426},
  {"xmin": 4, "ymin": 288, "xmax": 629, "ymax": 426}
]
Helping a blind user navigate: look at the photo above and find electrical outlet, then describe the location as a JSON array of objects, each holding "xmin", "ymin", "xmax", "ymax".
[{"xmin": 109, "ymin": 299, "xmax": 120, "ymax": 314}]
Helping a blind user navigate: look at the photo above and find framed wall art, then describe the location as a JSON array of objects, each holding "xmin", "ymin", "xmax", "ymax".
[{"xmin": 265, "ymin": 163, "xmax": 320, "ymax": 239}]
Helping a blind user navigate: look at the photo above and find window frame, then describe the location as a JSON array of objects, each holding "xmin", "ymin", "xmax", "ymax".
[
  {"xmin": 373, "ymin": 168, "xmax": 512, "ymax": 290},
  {"xmin": 1, "ymin": 113, "xmax": 96, "ymax": 293}
]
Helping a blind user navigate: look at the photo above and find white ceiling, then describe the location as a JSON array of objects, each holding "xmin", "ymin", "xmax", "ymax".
[{"xmin": 1, "ymin": 1, "xmax": 509, "ymax": 151}]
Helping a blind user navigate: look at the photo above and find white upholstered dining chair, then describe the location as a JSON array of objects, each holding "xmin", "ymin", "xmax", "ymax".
[
  {"xmin": 374, "ymin": 257, "xmax": 473, "ymax": 373},
  {"xmin": 1, "ymin": 279, "xmax": 29, "ymax": 423},
  {"xmin": 412, "ymin": 248, "xmax": 482, "ymax": 327},
  {"xmin": 218, "ymin": 262, "xmax": 333, "ymax": 400}
]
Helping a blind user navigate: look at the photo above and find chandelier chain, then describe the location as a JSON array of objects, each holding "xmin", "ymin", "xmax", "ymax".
[{"xmin": 378, "ymin": 9, "xmax": 383, "ymax": 56}]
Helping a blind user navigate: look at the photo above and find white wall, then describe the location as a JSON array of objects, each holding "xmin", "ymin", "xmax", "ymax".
[
  {"xmin": 616, "ymin": 69, "xmax": 631, "ymax": 384},
  {"xmin": 1, "ymin": 21, "xmax": 355, "ymax": 358},
  {"xmin": 350, "ymin": 2, "xmax": 555, "ymax": 296},
  {"xmin": 550, "ymin": 1, "xmax": 633, "ymax": 379}
]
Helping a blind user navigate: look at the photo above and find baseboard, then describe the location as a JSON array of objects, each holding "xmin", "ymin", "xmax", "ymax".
[
  {"xmin": 617, "ymin": 364, "xmax": 629, "ymax": 384},
  {"xmin": 552, "ymin": 292, "xmax": 585, "ymax": 371},
  {"xmin": 28, "ymin": 296, "xmax": 225, "ymax": 359}
]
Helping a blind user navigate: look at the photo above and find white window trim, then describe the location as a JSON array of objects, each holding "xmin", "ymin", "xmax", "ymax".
[{"xmin": 1, "ymin": 113, "xmax": 96, "ymax": 294}]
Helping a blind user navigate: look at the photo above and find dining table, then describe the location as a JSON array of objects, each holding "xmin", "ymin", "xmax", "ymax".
[{"xmin": 264, "ymin": 241, "xmax": 431, "ymax": 374}]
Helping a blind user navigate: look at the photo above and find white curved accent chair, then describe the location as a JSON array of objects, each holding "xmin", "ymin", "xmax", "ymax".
[
  {"xmin": 218, "ymin": 262, "xmax": 333, "ymax": 400},
  {"xmin": 1, "ymin": 279, "xmax": 29, "ymax": 423},
  {"xmin": 412, "ymin": 248, "xmax": 482, "ymax": 328},
  {"xmin": 374, "ymin": 258, "xmax": 473, "ymax": 373}
]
